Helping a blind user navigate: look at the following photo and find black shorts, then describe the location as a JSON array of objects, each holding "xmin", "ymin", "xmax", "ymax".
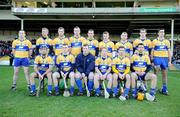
[{"xmin": 57, "ymin": 70, "xmax": 72, "ymax": 79}]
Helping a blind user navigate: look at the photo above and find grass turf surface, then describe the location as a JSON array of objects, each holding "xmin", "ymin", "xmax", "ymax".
[{"xmin": 0, "ymin": 66, "xmax": 180, "ymax": 117}]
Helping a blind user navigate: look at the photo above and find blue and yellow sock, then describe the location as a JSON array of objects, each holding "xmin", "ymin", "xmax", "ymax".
[
  {"xmin": 54, "ymin": 85, "xmax": 59, "ymax": 92},
  {"xmin": 113, "ymin": 87, "xmax": 118, "ymax": 95},
  {"xmin": 75, "ymin": 79, "xmax": 83, "ymax": 93},
  {"xmin": 88, "ymin": 80, "xmax": 94, "ymax": 92},
  {"xmin": 132, "ymin": 88, "xmax": 137, "ymax": 97},
  {"xmin": 106, "ymin": 88, "xmax": 111, "ymax": 94},
  {"xmin": 70, "ymin": 86, "xmax": 74, "ymax": 94},
  {"xmin": 95, "ymin": 87, "xmax": 100, "ymax": 94},
  {"xmin": 48, "ymin": 85, "xmax": 52, "ymax": 92},
  {"xmin": 150, "ymin": 88, "xmax": 156, "ymax": 96},
  {"xmin": 31, "ymin": 84, "xmax": 36, "ymax": 93},
  {"xmin": 162, "ymin": 83, "xmax": 167, "ymax": 92},
  {"xmin": 123, "ymin": 88, "xmax": 130, "ymax": 97}
]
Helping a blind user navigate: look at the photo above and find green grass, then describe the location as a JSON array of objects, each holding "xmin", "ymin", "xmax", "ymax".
[{"xmin": 0, "ymin": 66, "xmax": 180, "ymax": 117}]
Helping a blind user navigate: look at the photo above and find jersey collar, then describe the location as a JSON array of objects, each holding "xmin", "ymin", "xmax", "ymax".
[
  {"xmin": 87, "ymin": 37, "xmax": 94, "ymax": 41},
  {"xmin": 120, "ymin": 40, "xmax": 127, "ymax": 44},
  {"xmin": 103, "ymin": 39, "xmax": 110, "ymax": 43},
  {"xmin": 58, "ymin": 35, "xmax": 65, "ymax": 40}
]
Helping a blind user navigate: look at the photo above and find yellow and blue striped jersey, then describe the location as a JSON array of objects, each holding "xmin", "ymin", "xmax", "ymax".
[
  {"xmin": 95, "ymin": 57, "xmax": 112, "ymax": 74},
  {"xmin": 133, "ymin": 38, "xmax": 152, "ymax": 55},
  {"xmin": 152, "ymin": 39, "xmax": 170, "ymax": 57},
  {"xmin": 115, "ymin": 41, "xmax": 133, "ymax": 57},
  {"xmin": 69, "ymin": 36, "xmax": 86, "ymax": 56},
  {"xmin": 133, "ymin": 39, "xmax": 151, "ymax": 51},
  {"xmin": 99, "ymin": 40, "xmax": 114, "ymax": 58},
  {"xmin": 131, "ymin": 54, "xmax": 151, "ymax": 72},
  {"xmin": 34, "ymin": 55, "xmax": 53, "ymax": 72},
  {"xmin": 112, "ymin": 57, "xmax": 130, "ymax": 74},
  {"xmin": 56, "ymin": 54, "xmax": 75, "ymax": 72},
  {"xmin": 86, "ymin": 38, "xmax": 99, "ymax": 56},
  {"xmin": 53, "ymin": 37, "xmax": 70, "ymax": 55},
  {"xmin": 12, "ymin": 39, "xmax": 32, "ymax": 58},
  {"xmin": 36, "ymin": 37, "xmax": 53, "ymax": 48}
]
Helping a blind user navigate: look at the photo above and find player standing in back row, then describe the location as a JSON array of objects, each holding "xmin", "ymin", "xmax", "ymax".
[{"xmin": 151, "ymin": 29, "xmax": 171, "ymax": 95}]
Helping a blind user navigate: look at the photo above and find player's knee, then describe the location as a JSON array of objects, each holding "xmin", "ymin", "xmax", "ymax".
[
  {"xmin": 69, "ymin": 72, "xmax": 75, "ymax": 78},
  {"xmin": 126, "ymin": 74, "xmax": 131, "ymax": 81},
  {"xmin": 113, "ymin": 73, "xmax": 118, "ymax": 79},
  {"xmin": 53, "ymin": 72, "xmax": 59, "ymax": 79},
  {"xmin": 75, "ymin": 72, "xmax": 81, "ymax": 79},
  {"xmin": 14, "ymin": 69, "xmax": 19, "ymax": 75},
  {"xmin": 30, "ymin": 72, "xmax": 36, "ymax": 78},
  {"xmin": 151, "ymin": 73, "xmax": 157, "ymax": 80},
  {"xmin": 107, "ymin": 73, "xmax": 112, "ymax": 78},
  {"xmin": 94, "ymin": 74, "xmax": 99, "ymax": 81},
  {"xmin": 88, "ymin": 72, "xmax": 94, "ymax": 80},
  {"xmin": 131, "ymin": 72, "xmax": 137, "ymax": 79},
  {"xmin": 47, "ymin": 72, "xmax": 52, "ymax": 79}
]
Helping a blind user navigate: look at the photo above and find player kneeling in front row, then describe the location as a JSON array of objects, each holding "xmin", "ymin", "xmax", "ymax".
[
  {"xmin": 131, "ymin": 43, "xmax": 157, "ymax": 101},
  {"xmin": 94, "ymin": 47, "xmax": 112, "ymax": 98},
  {"xmin": 112, "ymin": 46, "xmax": 131, "ymax": 100},
  {"xmin": 53, "ymin": 44, "xmax": 75, "ymax": 96},
  {"xmin": 29, "ymin": 45, "xmax": 53, "ymax": 96}
]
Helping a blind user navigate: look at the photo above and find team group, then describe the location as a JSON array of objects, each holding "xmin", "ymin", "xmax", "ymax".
[{"xmin": 11, "ymin": 26, "xmax": 171, "ymax": 101}]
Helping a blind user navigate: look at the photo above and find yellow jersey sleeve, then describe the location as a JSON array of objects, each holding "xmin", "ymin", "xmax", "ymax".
[
  {"xmin": 34, "ymin": 56, "xmax": 40, "ymax": 65},
  {"xmin": 145, "ymin": 55, "xmax": 151, "ymax": 65},
  {"xmin": 165, "ymin": 40, "xmax": 170, "ymax": 49},
  {"xmin": 133, "ymin": 39, "xmax": 139, "ymax": 48},
  {"xmin": 70, "ymin": 55, "xmax": 75, "ymax": 64},
  {"xmin": 56, "ymin": 55, "xmax": 62, "ymax": 65},
  {"xmin": 27, "ymin": 40, "xmax": 32, "ymax": 50},
  {"xmin": 95, "ymin": 58, "xmax": 100, "ymax": 66},
  {"xmin": 125, "ymin": 57, "xmax": 130, "ymax": 67},
  {"xmin": 12, "ymin": 40, "xmax": 17, "ymax": 49},
  {"xmin": 48, "ymin": 56, "xmax": 54, "ymax": 65}
]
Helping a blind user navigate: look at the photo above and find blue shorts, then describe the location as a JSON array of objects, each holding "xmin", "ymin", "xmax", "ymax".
[
  {"xmin": 13, "ymin": 58, "xmax": 29, "ymax": 67},
  {"xmin": 138, "ymin": 73, "xmax": 146, "ymax": 81},
  {"xmin": 39, "ymin": 70, "xmax": 46, "ymax": 75},
  {"xmin": 153, "ymin": 57, "xmax": 168, "ymax": 70}
]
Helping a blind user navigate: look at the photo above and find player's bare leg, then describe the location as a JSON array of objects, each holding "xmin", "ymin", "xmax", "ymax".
[
  {"xmin": 119, "ymin": 74, "xmax": 131, "ymax": 101},
  {"xmin": 88, "ymin": 72, "xmax": 94, "ymax": 95},
  {"xmin": 11, "ymin": 67, "xmax": 20, "ymax": 90},
  {"xmin": 69, "ymin": 72, "xmax": 75, "ymax": 96},
  {"xmin": 23, "ymin": 66, "xmax": 30, "ymax": 90},
  {"xmin": 131, "ymin": 72, "xmax": 138, "ymax": 98},
  {"xmin": 112, "ymin": 73, "xmax": 118, "ymax": 97},
  {"xmin": 160, "ymin": 69, "xmax": 168, "ymax": 95},
  {"xmin": 53, "ymin": 72, "xmax": 60, "ymax": 96},
  {"xmin": 29, "ymin": 72, "xmax": 38, "ymax": 96},
  {"xmin": 94, "ymin": 73, "xmax": 101, "ymax": 96},
  {"xmin": 47, "ymin": 72, "xmax": 53, "ymax": 96},
  {"xmin": 145, "ymin": 73, "xmax": 157, "ymax": 101},
  {"xmin": 106, "ymin": 73, "xmax": 112, "ymax": 94}
]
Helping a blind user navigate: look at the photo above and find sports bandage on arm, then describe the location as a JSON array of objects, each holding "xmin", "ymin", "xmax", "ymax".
[
  {"xmin": 112, "ymin": 65, "xmax": 119, "ymax": 74},
  {"xmin": 124, "ymin": 67, "xmax": 130, "ymax": 75}
]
